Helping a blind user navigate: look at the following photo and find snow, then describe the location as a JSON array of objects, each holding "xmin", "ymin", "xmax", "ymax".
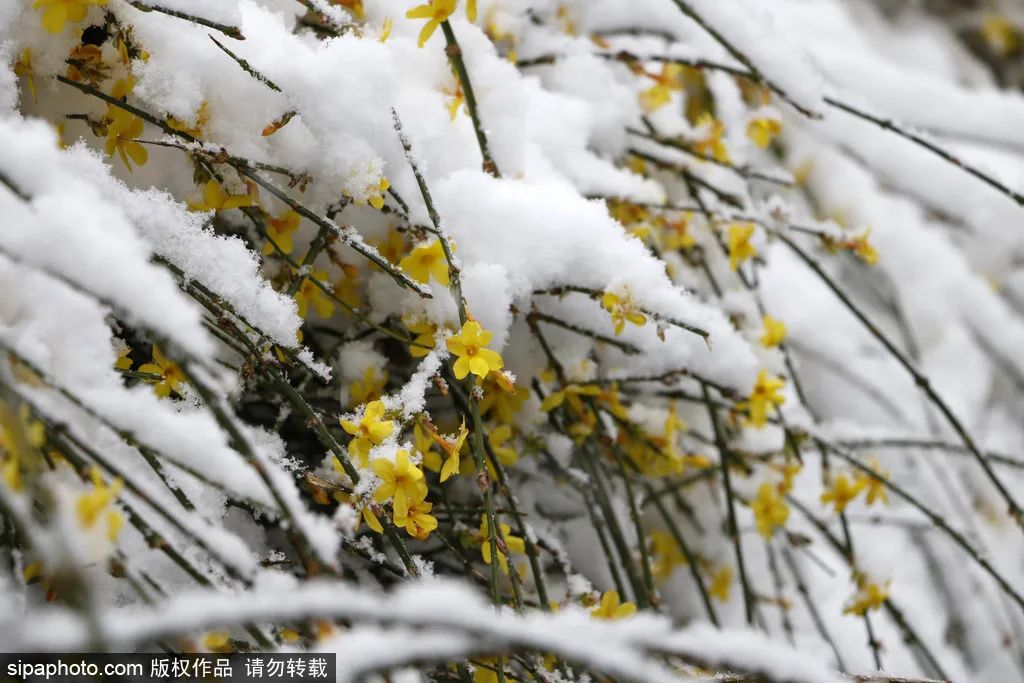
[
  {"xmin": 0, "ymin": 118, "xmax": 213, "ymax": 361},
  {"xmin": 0, "ymin": 578, "xmax": 843, "ymax": 683},
  {"xmin": 670, "ymin": 0, "xmax": 825, "ymax": 116},
  {"xmin": 3, "ymin": 0, "xmax": 1024, "ymax": 679}
]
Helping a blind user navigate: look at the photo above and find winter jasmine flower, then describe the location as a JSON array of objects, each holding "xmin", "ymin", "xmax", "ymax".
[
  {"xmin": 188, "ymin": 179, "xmax": 255, "ymax": 213},
  {"xmin": 400, "ymin": 239, "xmax": 451, "ymax": 286},
  {"xmin": 138, "ymin": 346, "xmax": 185, "ymax": 398},
  {"xmin": 845, "ymin": 228, "xmax": 879, "ymax": 266},
  {"xmin": 105, "ymin": 102, "xmax": 147, "ymax": 172},
  {"xmin": 844, "ymin": 576, "xmax": 889, "ymax": 616},
  {"xmin": 347, "ymin": 366, "xmax": 387, "ymax": 408},
  {"xmin": 820, "ymin": 472, "xmax": 865, "ymax": 513},
  {"xmin": 855, "ymin": 457, "xmax": 889, "ymax": 506},
  {"xmin": 76, "ymin": 467, "xmax": 124, "ymax": 542},
  {"xmin": 475, "ymin": 514, "xmax": 524, "ymax": 574},
  {"xmin": 34, "ymin": 0, "xmax": 106, "ymax": 34},
  {"xmin": 406, "ymin": 0, "xmax": 457, "ymax": 48},
  {"xmin": 750, "ymin": 482, "xmax": 789, "ymax": 538},
  {"xmin": 693, "ymin": 113, "xmax": 730, "ymax": 163},
  {"xmin": 446, "ymin": 321, "xmax": 504, "ymax": 380},
  {"xmin": 709, "ymin": 565, "xmax": 732, "ymax": 602},
  {"xmin": 738, "ymin": 370, "xmax": 785, "ymax": 426},
  {"xmin": 759, "ymin": 315, "xmax": 787, "ymax": 348},
  {"xmin": 601, "ymin": 289, "xmax": 647, "ymax": 335},
  {"xmin": 293, "ymin": 269, "xmax": 334, "ymax": 319},
  {"xmin": 638, "ymin": 64, "xmax": 684, "ymax": 113},
  {"xmin": 398, "ymin": 498, "xmax": 438, "ymax": 540},
  {"xmin": 590, "ymin": 590, "xmax": 636, "ymax": 620},
  {"xmin": 341, "ymin": 400, "xmax": 394, "ymax": 466},
  {"xmin": 371, "ymin": 449, "xmax": 427, "ymax": 520},
  {"xmin": 727, "ymin": 223, "xmax": 757, "ymax": 271},
  {"xmin": 650, "ymin": 529, "xmax": 687, "ymax": 581},
  {"xmin": 747, "ymin": 118, "xmax": 782, "ymax": 149},
  {"xmin": 263, "ymin": 210, "xmax": 301, "ymax": 256}
]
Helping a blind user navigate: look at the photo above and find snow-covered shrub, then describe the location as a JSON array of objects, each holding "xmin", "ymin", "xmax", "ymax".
[{"xmin": 2, "ymin": 0, "xmax": 1024, "ymax": 680}]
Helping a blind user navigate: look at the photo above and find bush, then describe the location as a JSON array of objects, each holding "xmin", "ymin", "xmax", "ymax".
[{"xmin": 1, "ymin": 1, "xmax": 1023, "ymax": 681}]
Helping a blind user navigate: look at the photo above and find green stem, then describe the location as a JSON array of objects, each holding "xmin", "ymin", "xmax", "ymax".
[
  {"xmin": 703, "ymin": 383, "xmax": 757, "ymax": 626},
  {"xmin": 440, "ymin": 21, "xmax": 500, "ymax": 177}
]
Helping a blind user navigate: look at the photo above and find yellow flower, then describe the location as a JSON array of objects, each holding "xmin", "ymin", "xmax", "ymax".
[
  {"xmin": 749, "ymin": 482, "xmax": 789, "ymax": 539},
  {"xmin": 747, "ymin": 118, "xmax": 782, "ymax": 149},
  {"xmin": 263, "ymin": 210, "xmax": 301, "ymax": 256},
  {"xmin": 488, "ymin": 423, "xmax": 517, "ymax": 467},
  {"xmin": 820, "ymin": 472, "xmax": 865, "ymax": 514},
  {"xmin": 368, "ymin": 177, "xmax": 390, "ymax": 210},
  {"xmin": 709, "ymin": 565, "xmax": 732, "ymax": 602},
  {"xmin": 539, "ymin": 383, "xmax": 605, "ymax": 413},
  {"xmin": 420, "ymin": 421, "xmax": 473, "ymax": 478},
  {"xmin": 104, "ymin": 106, "xmax": 147, "ymax": 171},
  {"xmin": 404, "ymin": 317, "xmax": 438, "ymax": 357},
  {"xmin": 556, "ymin": 4, "xmax": 576, "ymax": 35},
  {"xmin": 361, "ymin": 504, "xmax": 383, "ymax": 533},
  {"xmin": 423, "ymin": 419, "xmax": 469, "ymax": 482},
  {"xmin": 660, "ymin": 214, "xmax": 696, "ymax": 251},
  {"xmin": 34, "ymin": 0, "xmax": 107, "ymax": 34},
  {"xmin": 400, "ymin": 239, "xmax": 451, "ymax": 286},
  {"xmin": 76, "ymin": 467, "xmax": 124, "ymax": 542},
  {"xmin": 348, "ymin": 366, "xmax": 387, "ymax": 408},
  {"xmin": 188, "ymin": 179, "xmax": 256, "ymax": 213},
  {"xmin": 334, "ymin": 0, "xmax": 365, "ymax": 20},
  {"xmin": 982, "ymin": 14, "xmax": 1019, "ymax": 56},
  {"xmin": 759, "ymin": 315, "xmax": 787, "ymax": 348},
  {"xmin": 844, "ymin": 578, "xmax": 889, "ymax": 616},
  {"xmin": 664, "ymin": 401, "xmax": 687, "ymax": 438},
  {"xmin": 406, "ymin": 0, "xmax": 457, "ymax": 48},
  {"xmin": 22, "ymin": 561, "xmax": 42, "ymax": 583},
  {"xmin": 202, "ymin": 631, "xmax": 231, "ymax": 652},
  {"xmin": 262, "ymin": 111, "xmax": 297, "ymax": 137},
  {"xmin": 444, "ymin": 80, "xmax": 466, "ymax": 120},
  {"xmin": 332, "ymin": 262, "xmax": 363, "ymax": 313},
  {"xmin": 166, "ymin": 102, "xmax": 209, "ymax": 139},
  {"xmin": 693, "ymin": 114, "xmax": 730, "ymax": 163},
  {"xmin": 14, "ymin": 50, "xmax": 36, "ymax": 102},
  {"xmin": 294, "ymin": 269, "xmax": 335, "ymax": 319},
  {"xmin": 374, "ymin": 227, "xmax": 407, "ymax": 266},
  {"xmin": 638, "ymin": 63, "xmax": 685, "ymax": 113},
  {"xmin": 341, "ymin": 400, "xmax": 394, "ymax": 466},
  {"xmin": 478, "ymin": 375, "xmax": 528, "ymax": 423},
  {"xmin": 590, "ymin": 590, "xmax": 636, "ymax": 620},
  {"xmin": 446, "ymin": 321, "xmax": 504, "ymax": 380},
  {"xmin": 2, "ymin": 456, "xmax": 21, "ymax": 492},
  {"xmin": 472, "ymin": 659, "xmax": 514, "ymax": 683},
  {"xmin": 650, "ymin": 529, "xmax": 686, "ymax": 581},
  {"xmin": 855, "ymin": 457, "xmax": 889, "ymax": 507},
  {"xmin": 138, "ymin": 346, "xmax": 186, "ymax": 399},
  {"xmin": 475, "ymin": 514, "xmax": 524, "ymax": 574},
  {"xmin": 398, "ymin": 498, "xmax": 438, "ymax": 540},
  {"xmin": 601, "ymin": 290, "xmax": 647, "ymax": 336},
  {"xmin": 371, "ymin": 449, "xmax": 427, "ymax": 520},
  {"xmin": 114, "ymin": 342, "xmax": 133, "ymax": 371},
  {"xmin": 66, "ymin": 44, "xmax": 108, "ymax": 85},
  {"xmin": 0, "ymin": 404, "xmax": 41, "ymax": 492},
  {"xmin": 737, "ymin": 370, "xmax": 785, "ymax": 427},
  {"xmin": 845, "ymin": 228, "xmax": 879, "ymax": 266},
  {"xmin": 775, "ymin": 460, "xmax": 802, "ymax": 495},
  {"xmin": 727, "ymin": 223, "xmax": 757, "ymax": 271},
  {"xmin": 116, "ymin": 37, "xmax": 130, "ymax": 65}
]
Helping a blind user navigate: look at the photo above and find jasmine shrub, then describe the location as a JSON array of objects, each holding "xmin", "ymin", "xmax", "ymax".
[{"xmin": 1, "ymin": 1, "xmax": 1024, "ymax": 682}]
